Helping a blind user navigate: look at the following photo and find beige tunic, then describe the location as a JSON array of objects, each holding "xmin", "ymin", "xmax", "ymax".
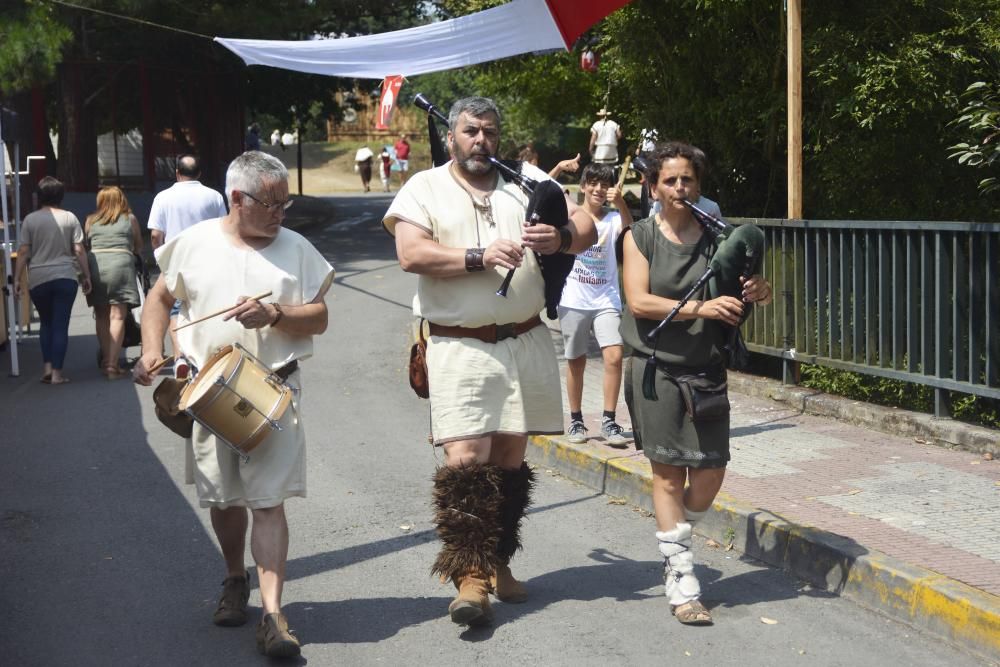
[
  {"xmin": 155, "ymin": 219, "xmax": 335, "ymax": 507},
  {"xmin": 384, "ymin": 162, "xmax": 562, "ymax": 443}
]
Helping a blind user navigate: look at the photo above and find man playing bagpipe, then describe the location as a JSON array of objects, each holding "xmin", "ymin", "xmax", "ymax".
[{"xmin": 383, "ymin": 96, "xmax": 596, "ymax": 627}]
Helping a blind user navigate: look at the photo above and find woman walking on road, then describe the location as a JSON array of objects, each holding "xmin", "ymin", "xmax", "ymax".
[
  {"xmin": 13, "ymin": 176, "xmax": 93, "ymax": 384},
  {"xmin": 620, "ymin": 142, "xmax": 772, "ymax": 625},
  {"xmin": 85, "ymin": 186, "xmax": 142, "ymax": 379}
]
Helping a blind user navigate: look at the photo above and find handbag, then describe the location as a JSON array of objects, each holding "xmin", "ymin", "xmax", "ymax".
[
  {"xmin": 153, "ymin": 377, "xmax": 194, "ymax": 437},
  {"xmin": 122, "ymin": 309, "xmax": 142, "ymax": 349},
  {"xmin": 408, "ymin": 319, "xmax": 429, "ymax": 399},
  {"xmin": 674, "ymin": 372, "xmax": 730, "ymax": 422},
  {"xmin": 641, "ymin": 354, "xmax": 730, "ymax": 422}
]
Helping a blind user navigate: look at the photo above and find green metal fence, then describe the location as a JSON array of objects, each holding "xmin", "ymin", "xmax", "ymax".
[{"xmin": 730, "ymin": 218, "xmax": 1000, "ymax": 417}]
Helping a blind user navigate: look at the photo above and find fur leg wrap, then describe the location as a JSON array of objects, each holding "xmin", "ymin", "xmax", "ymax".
[
  {"xmin": 497, "ymin": 462, "xmax": 536, "ymax": 564},
  {"xmin": 656, "ymin": 523, "xmax": 701, "ymax": 606},
  {"xmin": 683, "ymin": 506, "xmax": 708, "ymax": 525},
  {"xmin": 431, "ymin": 463, "xmax": 504, "ymax": 581}
]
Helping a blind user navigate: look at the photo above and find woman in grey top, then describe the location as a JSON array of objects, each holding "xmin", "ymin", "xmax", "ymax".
[
  {"xmin": 620, "ymin": 142, "xmax": 772, "ymax": 625},
  {"xmin": 13, "ymin": 176, "xmax": 92, "ymax": 384},
  {"xmin": 85, "ymin": 186, "xmax": 142, "ymax": 379}
]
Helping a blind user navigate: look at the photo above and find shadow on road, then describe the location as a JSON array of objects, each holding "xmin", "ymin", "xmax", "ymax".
[{"xmin": 0, "ymin": 328, "xmax": 242, "ymax": 664}]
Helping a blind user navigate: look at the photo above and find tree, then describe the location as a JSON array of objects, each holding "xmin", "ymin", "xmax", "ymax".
[
  {"xmin": 950, "ymin": 82, "xmax": 1000, "ymax": 195},
  {"xmin": 0, "ymin": 2, "xmax": 71, "ymax": 97},
  {"xmin": 0, "ymin": 0, "xmax": 430, "ymax": 187}
]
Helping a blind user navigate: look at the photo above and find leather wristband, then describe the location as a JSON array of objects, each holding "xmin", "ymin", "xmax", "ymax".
[
  {"xmin": 465, "ymin": 247, "xmax": 485, "ymax": 272},
  {"xmin": 557, "ymin": 227, "xmax": 573, "ymax": 253},
  {"xmin": 270, "ymin": 302, "xmax": 284, "ymax": 327}
]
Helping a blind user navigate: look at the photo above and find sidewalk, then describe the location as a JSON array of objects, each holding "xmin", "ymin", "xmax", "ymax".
[{"xmin": 529, "ymin": 318, "xmax": 1000, "ymax": 659}]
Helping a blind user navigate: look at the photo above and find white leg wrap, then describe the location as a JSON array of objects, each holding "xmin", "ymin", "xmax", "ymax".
[
  {"xmin": 683, "ymin": 506, "xmax": 708, "ymax": 524},
  {"xmin": 656, "ymin": 523, "xmax": 701, "ymax": 606}
]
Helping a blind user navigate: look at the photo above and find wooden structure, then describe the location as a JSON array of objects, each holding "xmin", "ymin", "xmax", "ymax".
[{"xmin": 326, "ymin": 89, "xmax": 426, "ymax": 143}]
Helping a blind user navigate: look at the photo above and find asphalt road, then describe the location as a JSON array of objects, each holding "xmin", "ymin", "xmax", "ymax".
[{"xmin": 0, "ymin": 194, "xmax": 989, "ymax": 666}]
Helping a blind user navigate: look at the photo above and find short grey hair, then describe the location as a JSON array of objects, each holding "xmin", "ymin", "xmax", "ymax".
[
  {"xmin": 448, "ymin": 96, "xmax": 501, "ymax": 134},
  {"xmin": 225, "ymin": 151, "xmax": 289, "ymax": 204}
]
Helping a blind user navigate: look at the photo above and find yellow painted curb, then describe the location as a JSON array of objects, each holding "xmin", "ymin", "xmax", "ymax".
[{"xmin": 528, "ymin": 433, "xmax": 1000, "ymax": 661}]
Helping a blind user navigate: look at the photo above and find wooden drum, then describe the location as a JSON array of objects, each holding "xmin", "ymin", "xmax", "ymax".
[{"xmin": 179, "ymin": 343, "xmax": 292, "ymax": 457}]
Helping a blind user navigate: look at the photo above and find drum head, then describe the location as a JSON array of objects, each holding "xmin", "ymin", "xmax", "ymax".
[{"xmin": 179, "ymin": 345, "xmax": 235, "ymax": 410}]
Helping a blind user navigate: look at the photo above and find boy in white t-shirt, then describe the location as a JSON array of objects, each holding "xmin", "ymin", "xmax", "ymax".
[{"xmin": 557, "ymin": 164, "xmax": 634, "ymax": 446}]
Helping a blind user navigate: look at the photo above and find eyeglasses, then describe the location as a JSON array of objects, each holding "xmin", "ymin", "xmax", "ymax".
[{"xmin": 238, "ymin": 190, "xmax": 293, "ymax": 212}]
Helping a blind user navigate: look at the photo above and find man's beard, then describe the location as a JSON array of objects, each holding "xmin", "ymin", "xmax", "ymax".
[{"xmin": 454, "ymin": 145, "xmax": 494, "ymax": 176}]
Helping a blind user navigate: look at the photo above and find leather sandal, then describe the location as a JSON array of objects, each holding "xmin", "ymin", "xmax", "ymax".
[
  {"xmin": 672, "ymin": 599, "xmax": 713, "ymax": 625},
  {"xmin": 103, "ymin": 366, "xmax": 128, "ymax": 380},
  {"xmin": 256, "ymin": 611, "xmax": 301, "ymax": 658},
  {"xmin": 213, "ymin": 570, "xmax": 251, "ymax": 627}
]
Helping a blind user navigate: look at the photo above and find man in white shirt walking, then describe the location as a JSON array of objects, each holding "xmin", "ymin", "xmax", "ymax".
[
  {"xmin": 589, "ymin": 108, "xmax": 622, "ymax": 165},
  {"xmin": 147, "ymin": 154, "xmax": 228, "ymax": 369}
]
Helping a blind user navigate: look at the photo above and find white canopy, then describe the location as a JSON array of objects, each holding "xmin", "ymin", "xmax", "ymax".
[{"xmin": 215, "ymin": 0, "xmax": 566, "ymax": 79}]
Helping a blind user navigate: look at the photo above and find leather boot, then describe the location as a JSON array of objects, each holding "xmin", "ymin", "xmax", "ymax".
[
  {"xmin": 449, "ymin": 572, "xmax": 494, "ymax": 626},
  {"xmin": 431, "ymin": 464, "xmax": 504, "ymax": 625},
  {"xmin": 493, "ymin": 463, "xmax": 536, "ymax": 603},
  {"xmin": 490, "ymin": 562, "xmax": 528, "ymax": 603}
]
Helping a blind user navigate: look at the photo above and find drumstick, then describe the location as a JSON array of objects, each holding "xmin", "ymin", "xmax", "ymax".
[
  {"xmin": 147, "ymin": 355, "xmax": 174, "ymax": 375},
  {"xmin": 172, "ymin": 291, "xmax": 273, "ymax": 331}
]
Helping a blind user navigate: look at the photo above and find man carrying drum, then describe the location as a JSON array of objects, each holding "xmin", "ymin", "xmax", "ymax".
[
  {"xmin": 384, "ymin": 96, "xmax": 596, "ymax": 627},
  {"xmin": 133, "ymin": 151, "xmax": 334, "ymax": 658}
]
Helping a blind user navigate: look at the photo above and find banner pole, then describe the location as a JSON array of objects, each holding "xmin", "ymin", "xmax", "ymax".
[{"xmin": 1, "ymin": 111, "xmax": 22, "ymax": 377}]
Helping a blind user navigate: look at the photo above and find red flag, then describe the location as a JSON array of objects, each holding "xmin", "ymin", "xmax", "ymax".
[
  {"xmin": 544, "ymin": 0, "xmax": 631, "ymax": 47},
  {"xmin": 376, "ymin": 75, "xmax": 404, "ymax": 130}
]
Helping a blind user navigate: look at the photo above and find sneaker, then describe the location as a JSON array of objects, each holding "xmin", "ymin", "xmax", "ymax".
[
  {"xmin": 256, "ymin": 611, "xmax": 301, "ymax": 658},
  {"xmin": 212, "ymin": 570, "xmax": 251, "ymax": 627},
  {"xmin": 567, "ymin": 420, "xmax": 588, "ymax": 444},
  {"xmin": 601, "ymin": 420, "xmax": 629, "ymax": 448}
]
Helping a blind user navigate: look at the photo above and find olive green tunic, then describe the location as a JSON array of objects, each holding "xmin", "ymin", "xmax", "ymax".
[
  {"xmin": 86, "ymin": 214, "xmax": 140, "ymax": 307},
  {"xmin": 620, "ymin": 217, "xmax": 729, "ymax": 468}
]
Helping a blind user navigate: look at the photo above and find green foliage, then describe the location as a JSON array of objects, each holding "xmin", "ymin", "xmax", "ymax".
[
  {"xmin": 949, "ymin": 81, "xmax": 1000, "ymax": 195},
  {"xmin": 799, "ymin": 364, "xmax": 1000, "ymax": 429},
  {"xmin": 803, "ymin": 1, "xmax": 998, "ymax": 220},
  {"xmin": 0, "ymin": 2, "xmax": 72, "ymax": 95}
]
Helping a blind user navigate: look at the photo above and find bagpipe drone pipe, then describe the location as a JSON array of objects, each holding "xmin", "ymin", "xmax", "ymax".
[{"xmin": 413, "ymin": 94, "xmax": 574, "ymax": 319}]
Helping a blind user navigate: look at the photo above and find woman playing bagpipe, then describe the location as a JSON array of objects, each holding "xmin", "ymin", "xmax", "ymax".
[{"xmin": 620, "ymin": 141, "xmax": 772, "ymax": 625}]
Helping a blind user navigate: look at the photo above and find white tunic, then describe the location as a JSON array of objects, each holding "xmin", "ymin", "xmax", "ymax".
[
  {"xmin": 155, "ymin": 219, "xmax": 334, "ymax": 507},
  {"xmin": 383, "ymin": 162, "xmax": 563, "ymax": 443}
]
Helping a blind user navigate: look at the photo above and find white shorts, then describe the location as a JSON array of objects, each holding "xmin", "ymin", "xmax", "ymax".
[
  {"xmin": 186, "ymin": 371, "xmax": 306, "ymax": 509},
  {"xmin": 397, "ymin": 159, "xmax": 409, "ymax": 172},
  {"xmin": 558, "ymin": 306, "xmax": 623, "ymax": 359}
]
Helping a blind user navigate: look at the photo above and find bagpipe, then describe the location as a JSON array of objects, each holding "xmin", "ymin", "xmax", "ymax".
[
  {"xmin": 413, "ymin": 94, "xmax": 574, "ymax": 319},
  {"xmin": 644, "ymin": 199, "xmax": 766, "ymax": 368}
]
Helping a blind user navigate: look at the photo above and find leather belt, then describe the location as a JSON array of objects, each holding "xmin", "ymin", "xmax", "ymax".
[{"xmin": 428, "ymin": 315, "xmax": 542, "ymax": 344}]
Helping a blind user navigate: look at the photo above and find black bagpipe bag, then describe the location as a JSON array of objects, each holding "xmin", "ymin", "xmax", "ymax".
[{"xmin": 525, "ymin": 178, "xmax": 575, "ymax": 320}]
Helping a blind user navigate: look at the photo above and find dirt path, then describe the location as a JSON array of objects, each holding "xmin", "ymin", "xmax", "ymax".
[{"xmin": 260, "ymin": 142, "xmax": 431, "ymax": 195}]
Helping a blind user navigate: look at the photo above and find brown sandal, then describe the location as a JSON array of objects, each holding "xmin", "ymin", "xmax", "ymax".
[{"xmin": 672, "ymin": 599, "xmax": 713, "ymax": 625}]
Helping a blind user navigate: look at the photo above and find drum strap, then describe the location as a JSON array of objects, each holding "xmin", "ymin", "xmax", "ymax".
[{"xmin": 275, "ymin": 360, "xmax": 298, "ymax": 380}]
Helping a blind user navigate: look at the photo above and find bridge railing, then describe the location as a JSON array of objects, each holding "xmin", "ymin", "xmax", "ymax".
[{"xmin": 729, "ymin": 217, "xmax": 1000, "ymax": 417}]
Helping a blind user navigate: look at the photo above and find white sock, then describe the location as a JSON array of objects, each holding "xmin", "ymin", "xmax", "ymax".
[
  {"xmin": 656, "ymin": 523, "xmax": 701, "ymax": 606},
  {"xmin": 683, "ymin": 506, "xmax": 708, "ymax": 525}
]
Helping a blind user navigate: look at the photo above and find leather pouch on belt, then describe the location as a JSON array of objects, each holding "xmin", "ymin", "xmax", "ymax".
[
  {"xmin": 408, "ymin": 319, "xmax": 429, "ymax": 399},
  {"xmin": 153, "ymin": 377, "xmax": 194, "ymax": 437},
  {"xmin": 674, "ymin": 374, "xmax": 730, "ymax": 422}
]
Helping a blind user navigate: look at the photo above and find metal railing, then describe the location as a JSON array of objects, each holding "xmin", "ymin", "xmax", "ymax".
[{"xmin": 731, "ymin": 217, "xmax": 1000, "ymax": 417}]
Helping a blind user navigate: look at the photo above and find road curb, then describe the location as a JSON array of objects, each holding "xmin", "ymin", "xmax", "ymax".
[
  {"xmin": 527, "ymin": 433, "xmax": 1000, "ymax": 661},
  {"xmin": 727, "ymin": 372, "xmax": 999, "ymax": 457}
]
